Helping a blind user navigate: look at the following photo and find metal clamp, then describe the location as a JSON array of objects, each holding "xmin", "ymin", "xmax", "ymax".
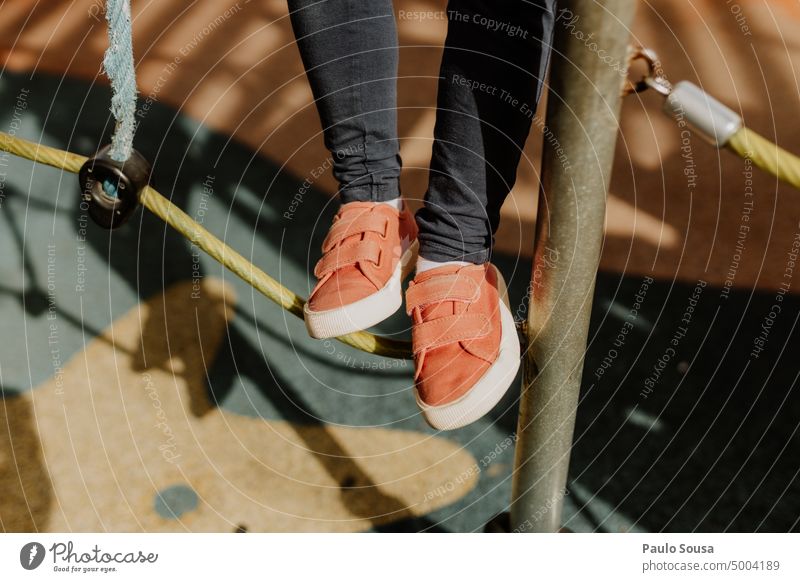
[{"xmin": 78, "ymin": 145, "xmax": 151, "ymax": 229}]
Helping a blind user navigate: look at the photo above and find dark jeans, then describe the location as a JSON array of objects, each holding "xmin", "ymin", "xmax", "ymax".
[{"xmin": 288, "ymin": 0, "xmax": 556, "ymax": 263}]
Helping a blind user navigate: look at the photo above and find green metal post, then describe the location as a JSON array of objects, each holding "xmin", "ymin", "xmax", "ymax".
[{"xmin": 510, "ymin": 0, "xmax": 636, "ymax": 533}]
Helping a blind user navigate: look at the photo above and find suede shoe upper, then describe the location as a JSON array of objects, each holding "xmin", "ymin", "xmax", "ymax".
[{"xmin": 405, "ymin": 263, "xmax": 502, "ymax": 406}]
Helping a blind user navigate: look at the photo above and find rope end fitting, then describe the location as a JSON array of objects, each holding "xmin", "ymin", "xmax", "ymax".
[
  {"xmin": 78, "ymin": 144, "xmax": 151, "ymax": 229},
  {"xmin": 624, "ymin": 45, "xmax": 743, "ymax": 149},
  {"xmin": 662, "ymin": 81, "xmax": 742, "ymax": 148}
]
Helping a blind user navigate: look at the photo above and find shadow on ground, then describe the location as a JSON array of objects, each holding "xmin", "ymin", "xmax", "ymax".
[{"xmin": 0, "ymin": 70, "xmax": 797, "ymax": 532}]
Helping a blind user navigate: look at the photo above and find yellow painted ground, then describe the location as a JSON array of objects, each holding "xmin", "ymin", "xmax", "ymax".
[{"xmin": 0, "ymin": 279, "xmax": 478, "ymax": 532}]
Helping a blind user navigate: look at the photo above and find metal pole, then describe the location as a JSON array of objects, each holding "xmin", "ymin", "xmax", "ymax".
[{"xmin": 510, "ymin": 0, "xmax": 636, "ymax": 532}]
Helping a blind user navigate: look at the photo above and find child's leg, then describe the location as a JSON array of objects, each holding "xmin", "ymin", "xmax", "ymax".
[
  {"xmin": 416, "ymin": 0, "xmax": 557, "ymax": 264},
  {"xmin": 288, "ymin": 0, "xmax": 402, "ymax": 203},
  {"xmin": 290, "ymin": 1, "xmax": 419, "ymax": 338},
  {"xmin": 407, "ymin": 1, "xmax": 557, "ymax": 430}
]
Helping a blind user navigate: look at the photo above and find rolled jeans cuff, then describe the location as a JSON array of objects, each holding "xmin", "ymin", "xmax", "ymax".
[{"xmin": 339, "ymin": 181, "xmax": 401, "ymax": 204}]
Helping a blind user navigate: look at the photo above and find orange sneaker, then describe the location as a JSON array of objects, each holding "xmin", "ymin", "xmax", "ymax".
[
  {"xmin": 405, "ymin": 263, "xmax": 520, "ymax": 430},
  {"xmin": 304, "ymin": 200, "xmax": 419, "ymax": 339}
]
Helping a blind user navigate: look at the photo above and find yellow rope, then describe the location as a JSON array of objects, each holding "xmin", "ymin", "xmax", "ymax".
[
  {"xmin": 726, "ymin": 127, "xmax": 800, "ymax": 190},
  {"xmin": 0, "ymin": 131, "xmax": 412, "ymax": 359}
]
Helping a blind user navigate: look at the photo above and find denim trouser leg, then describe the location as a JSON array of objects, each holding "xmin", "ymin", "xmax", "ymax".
[
  {"xmin": 416, "ymin": 0, "xmax": 557, "ymax": 263},
  {"xmin": 288, "ymin": 0, "xmax": 556, "ymax": 256},
  {"xmin": 288, "ymin": 0, "xmax": 401, "ymax": 202}
]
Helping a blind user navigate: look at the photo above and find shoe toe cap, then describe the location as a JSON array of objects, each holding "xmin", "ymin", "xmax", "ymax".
[{"xmin": 415, "ymin": 345, "xmax": 491, "ymax": 406}]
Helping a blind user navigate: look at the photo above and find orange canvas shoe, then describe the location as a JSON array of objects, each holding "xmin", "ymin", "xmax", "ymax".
[
  {"xmin": 405, "ymin": 263, "xmax": 520, "ymax": 430},
  {"xmin": 304, "ymin": 200, "xmax": 419, "ymax": 339}
]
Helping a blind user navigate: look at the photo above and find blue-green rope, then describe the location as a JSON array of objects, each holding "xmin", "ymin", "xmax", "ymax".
[{"xmin": 103, "ymin": 0, "xmax": 137, "ymax": 163}]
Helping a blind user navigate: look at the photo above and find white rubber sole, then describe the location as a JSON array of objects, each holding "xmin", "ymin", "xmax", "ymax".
[
  {"xmin": 415, "ymin": 265, "xmax": 521, "ymax": 431},
  {"xmin": 304, "ymin": 240, "xmax": 419, "ymax": 339}
]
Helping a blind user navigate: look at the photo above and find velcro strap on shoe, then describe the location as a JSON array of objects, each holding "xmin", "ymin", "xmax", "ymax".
[
  {"xmin": 322, "ymin": 214, "xmax": 389, "ymax": 252},
  {"xmin": 314, "ymin": 240, "xmax": 381, "ymax": 278},
  {"xmin": 405, "ymin": 274, "xmax": 480, "ymax": 315},
  {"xmin": 411, "ymin": 313, "xmax": 491, "ymax": 354}
]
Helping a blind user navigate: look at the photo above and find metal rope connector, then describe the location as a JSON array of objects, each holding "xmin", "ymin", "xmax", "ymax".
[
  {"xmin": 623, "ymin": 46, "xmax": 671, "ymax": 97},
  {"xmin": 78, "ymin": 145, "xmax": 151, "ymax": 229},
  {"xmin": 663, "ymin": 81, "xmax": 743, "ymax": 148},
  {"xmin": 624, "ymin": 45, "xmax": 743, "ymax": 148},
  {"xmin": 643, "ymin": 74, "xmax": 672, "ymax": 97}
]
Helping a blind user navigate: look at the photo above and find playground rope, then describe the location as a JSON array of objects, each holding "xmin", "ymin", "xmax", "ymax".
[
  {"xmin": 0, "ymin": 131, "xmax": 413, "ymax": 359},
  {"xmin": 627, "ymin": 46, "xmax": 800, "ymax": 190},
  {"xmin": 2, "ymin": 33, "xmax": 799, "ymax": 362},
  {"xmin": 103, "ymin": 0, "xmax": 137, "ymax": 162},
  {"xmin": 727, "ymin": 128, "xmax": 800, "ymax": 191},
  {"xmin": 0, "ymin": 112, "xmax": 797, "ymax": 362}
]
